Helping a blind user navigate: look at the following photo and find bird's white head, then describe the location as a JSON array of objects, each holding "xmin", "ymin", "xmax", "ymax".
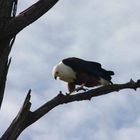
[{"xmin": 52, "ymin": 61, "xmax": 76, "ymax": 83}]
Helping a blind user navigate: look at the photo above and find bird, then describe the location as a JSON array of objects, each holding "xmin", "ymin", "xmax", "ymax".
[{"xmin": 52, "ymin": 57, "xmax": 114, "ymax": 94}]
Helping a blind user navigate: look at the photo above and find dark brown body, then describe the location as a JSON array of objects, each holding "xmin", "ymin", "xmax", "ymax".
[
  {"xmin": 68, "ymin": 72, "xmax": 101, "ymax": 93},
  {"xmin": 62, "ymin": 57, "xmax": 114, "ymax": 93}
]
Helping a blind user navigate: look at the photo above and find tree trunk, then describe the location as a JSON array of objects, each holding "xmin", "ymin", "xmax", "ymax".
[
  {"xmin": 0, "ymin": 0, "xmax": 59, "ymax": 108},
  {"xmin": 0, "ymin": 0, "xmax": 17, "ymax": 108},
  {"xmin": 0, "ymin": 40, "xmax": 11, "ymax": 108}
]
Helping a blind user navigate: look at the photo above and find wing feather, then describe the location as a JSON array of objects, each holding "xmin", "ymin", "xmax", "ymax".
[
  {"xmin": 62, "ymin": 57, "xmax": 114, "ymax": 82},
  {"xmin": 62, "ymin": 57, "xmax": 101, "ymax": 76}
]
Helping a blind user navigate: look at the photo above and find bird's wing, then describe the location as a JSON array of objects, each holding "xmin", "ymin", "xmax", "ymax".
[{"xmin": 62, "ymin": 57, "xmax": 102, "ymax": 77}]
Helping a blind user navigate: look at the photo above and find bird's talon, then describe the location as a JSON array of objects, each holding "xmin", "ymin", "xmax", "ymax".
[
  {"xmin": 75, "ymin": 86, "xmax": 88, "ymax": 92},
  {"xmin": 83, "ymin": 88, "xmax": 88, "ymax": 91},
  {"xmin": 66, "ymin": 92, "xmax": 71, "ymax": 96}
]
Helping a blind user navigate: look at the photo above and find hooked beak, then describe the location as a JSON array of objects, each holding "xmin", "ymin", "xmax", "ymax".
[
  {"xmin": 54, "ymin": 71, "xmax": 58, "ymax": 80},
  {"xmin": 54, "ymin": 75, "xmax": 57, "ymax": 80}
]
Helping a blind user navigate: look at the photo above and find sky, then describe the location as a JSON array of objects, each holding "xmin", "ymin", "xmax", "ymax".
[{"xmin": 1, "ymin": 0, "xmax": 140, "ymax": 140}]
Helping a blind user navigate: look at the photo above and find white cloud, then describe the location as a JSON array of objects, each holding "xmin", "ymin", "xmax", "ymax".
[
  {"xmin": 115, "ymin": 127, "xmax": 140, "ymax": 140},
  {"xmin": 1, "ymin": 0, "xmax": 140, "ymax": 140}
]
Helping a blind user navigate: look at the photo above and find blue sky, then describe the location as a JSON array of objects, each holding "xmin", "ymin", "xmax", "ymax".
[{"xmin": 1, "ymin": 0, "xmax": 140, "ymax": 140}]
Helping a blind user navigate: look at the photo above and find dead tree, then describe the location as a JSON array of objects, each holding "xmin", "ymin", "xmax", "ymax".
[{"xmin": 0, "ymin": 1, "xmax": 140, "ymax": 140}]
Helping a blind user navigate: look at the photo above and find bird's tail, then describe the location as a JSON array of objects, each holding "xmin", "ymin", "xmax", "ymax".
[
  {"xmin": 107, "ymin": 70, "xmax": 114, "ymax": 76},
  {"xmin": 100, "ymin": 70, "xmax": 114, "ymax": 84},
  {"xmin": 106, "ymin": 70, "xmax": 114, "ymax": 84}
]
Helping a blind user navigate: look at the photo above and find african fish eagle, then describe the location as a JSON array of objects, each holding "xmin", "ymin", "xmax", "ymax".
[{"xmin": 52, "ymin": 57, "xmax": 114, "ymax": 93}]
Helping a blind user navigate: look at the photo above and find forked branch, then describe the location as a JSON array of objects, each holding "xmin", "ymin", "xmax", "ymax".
[
  {"xmin": 1, "ymin": 0, "xmax": 59, "ymax": 40},
  {"xmin": 1, "ymin": 79, "xmax": 140, "ymax": 140}
]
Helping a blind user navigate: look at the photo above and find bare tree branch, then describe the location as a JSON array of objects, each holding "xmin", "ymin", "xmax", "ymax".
[
  {"xmin": 0, "ymin": 0, "xmax": 18, "ymax": 41},
  {"xmin": 1, "ymin": 0, "xmax": 59, "ymax": 40},
  {"xmin": 1, "ymin": 79, "xmax": 140, "ymax": 140},
  {"xmin": 30, "ymin": 79, "xmax": 140, "ymax": 123},
  {"xmin": 1, "ymin": 90, "xmax": 32, "ymax": 140},
  {"xmin": 0, "ymin": 0, "xmax": 57, "ymax": 109},
  {"xmin": 0, "ymin": 0, "xmax": 15, "ymax": 18}
]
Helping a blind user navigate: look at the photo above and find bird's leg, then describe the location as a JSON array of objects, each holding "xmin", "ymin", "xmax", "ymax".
[
  {"xmin": 66, "ymin": 83, "xmax": 88, "ymax": 95},
  {"xmin": 75, "ymin": 83, "xmax": 88, "ymax": 92},
  {"xmin": 66, "ymin": 83, "xmax": 76, "ymax": 95}
]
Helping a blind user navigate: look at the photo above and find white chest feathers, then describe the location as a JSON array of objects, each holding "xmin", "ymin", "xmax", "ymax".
[{"xmin": 53, "ymin": 62, "xmax": 76, "ymax": 83}]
